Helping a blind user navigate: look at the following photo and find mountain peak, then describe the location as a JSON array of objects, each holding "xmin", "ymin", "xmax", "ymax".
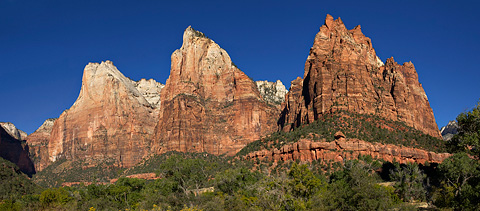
[
  {"xmin": 183, "ymin": 26, "xmax": 208, "ymax": 45},
  {"xmin": 280, "ymin": 15, "xmax": 441, "ymax": 138}
]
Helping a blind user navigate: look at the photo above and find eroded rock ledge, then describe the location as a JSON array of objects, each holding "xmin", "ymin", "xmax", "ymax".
[{"xmin": 245, "ymin": 135, "xmax": 450, "ymax": 164}]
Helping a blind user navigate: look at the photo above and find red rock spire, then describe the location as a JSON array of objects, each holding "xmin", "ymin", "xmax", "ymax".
[{"xmin": 279, "ymin": 15, "xmax": 441, "ymax": 138}]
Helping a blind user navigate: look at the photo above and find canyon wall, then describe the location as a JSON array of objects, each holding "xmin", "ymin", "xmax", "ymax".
[{"xmin": 153, "ymin": 27, "xmax": 280, "ymax": 156}]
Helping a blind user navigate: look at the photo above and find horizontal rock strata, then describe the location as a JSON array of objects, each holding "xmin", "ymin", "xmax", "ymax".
[{"xmin": 245, "ymin": 138, "xmax": 450, "ymax": 164}]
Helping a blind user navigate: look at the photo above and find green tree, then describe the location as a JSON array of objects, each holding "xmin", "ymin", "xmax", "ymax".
[
  {"xmin": 438, "ymin": 153, "xmax": 479, "ymax": 197},
  {"xmin": 214, "ymin": 168, "xmax": 261, "ymax": 195},
  {"xmin": 288, "ymin": 163, "xmax": 323, "ymax": 199},
  {"xmin": 433, "ymin": 152, "xmax": 480, "ymax": 210},
  {"xmin": 447, "ymin": 101, "xmax": 480, "ymax": 157},
  {"xmin": 39, "ymin": 187, "xmax": 73, "ymax": 207},
  {"xmin": 312, "ymin": 160, "xmax": 399, "ymax": 210},
  {"xmin": 389, "ymin": 163, "xmax": 427, "ymax": 202}
]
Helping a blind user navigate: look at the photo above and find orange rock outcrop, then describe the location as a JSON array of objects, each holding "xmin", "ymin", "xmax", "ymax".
[
  {"xmin": 153, "ymin": 27, "xmax": 279, "ymax": 156},
  {"xmin": 245, "ymin": 138, "xmax": 450, "ymax": 165},
  {"xmin": 31, "ymin": 61, "xmax": 158, "ymax": 170},
  {"xmin": 279, "ymin": 15, "xmax": 441, "ymax": 138},
  {"xmin": 27, "ymin": 118, "xmax": 55, "ymax": 171}
]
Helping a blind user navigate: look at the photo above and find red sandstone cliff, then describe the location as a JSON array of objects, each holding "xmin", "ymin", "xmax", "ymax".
[
  {"xmin": 279, "ymin": 15, "xmax": 441, "ymax": 138},
  {"xmin": 153, "ymin": 26, "xmax": 279, "ymax": 156},
  {"xmin": 26, "ymin": 118, "xmax": 56, "ymax": 171},
  {"xmin": 32, "ymin": 61, "xmax": 158, "ymax": 170}
]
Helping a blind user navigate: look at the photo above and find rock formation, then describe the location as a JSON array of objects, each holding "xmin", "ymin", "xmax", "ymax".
[
  {"xmin": 26, "ymin": 118, "xmax": 56, "ymax": 171},
  {"xmin": 255, "ymin": 80, "xmax": 288, "ymax": 106},
  {"xmin": 440, "ymin": 120, "xmax": 458, "ymax": 141},
  {"xmin": 132, "ymin": 78, "xmax": 164, "ymax": 109},
  {"xmin": 153, "ymin": 26, "xmax": 279, "ymax": 156},
  {"xmin": 279, "ymin": 15, "xmax": 441, "ymax": 138},
  {"xmin": 33, "ymin": 61, "xmax": 158, "ymax": 169},
  {"xmin": 245, "ymin": 135, "xmax": 450, "ymax": 165},
  {"xmin": 0, "ymin": 122, "xmax": 27, "ymax": 140},
  {"xmin": 0, "ymin": 126, "xmax": 35, "ymax": 176}
]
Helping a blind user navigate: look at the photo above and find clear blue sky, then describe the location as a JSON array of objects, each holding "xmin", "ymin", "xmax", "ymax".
[{"xmin": 1, "ymin": 0, "xmax": 479, "ymax": 134}]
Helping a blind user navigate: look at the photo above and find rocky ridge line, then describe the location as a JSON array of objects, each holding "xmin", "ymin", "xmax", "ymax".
[{"xmin": 279, "ymin": 15, "xmax": 441, "ymax": 138}]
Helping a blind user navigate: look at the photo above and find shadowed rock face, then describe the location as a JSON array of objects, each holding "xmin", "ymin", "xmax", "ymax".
[
  {"xmin": 440, "ymin": 120, "xmax": 458, "ymax": 141},
  {"xmin": 0, "ymin": 126, "xmax": 35, "ymax": 176},
  {"xmin": 153, "ymin": 26, "xmax": 280, "ymax": 156},
  {"xmin": 279, "ymin": 15, "xmax": 441, "ymax": 138},
  {"xmin": 0, "ymin": 122, "xmax": 27, "ymax": 140},
  {"xmin": 35, "ymin": 61, "xmax": 158, "ymax": 169}
]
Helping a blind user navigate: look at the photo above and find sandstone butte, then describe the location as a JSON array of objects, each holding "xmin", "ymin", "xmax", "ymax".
[
  {"xmin": 279, "ymin": 15, "xmax": 442, "ymax": 138},
  {"xmin": 152, "ymin": 26, "xmax": 280, "ymax": 156},
  {"xmin": 244, "ymin": 133, "xmax": 451, "ymax": 165},
  {"xmin": 0, "ymin": 125, "xmax": 35, "ymax": 176},
  {"xmin": 28, "ymin": 61, "xmax": 159, "ymax": 171}
]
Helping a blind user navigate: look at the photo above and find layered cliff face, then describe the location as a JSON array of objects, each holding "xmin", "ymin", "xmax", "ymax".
[
  {"xmin": 279, "ymin": 15, "xmax": 441, "ymax": 138},
  {"xmin": 0, "ymin": 126, "xmax": 35, "ymax": 176},
  {"xmin": 0, "ymin": 122, "xmax": 27, "ymax": 140},
  {"xmin": 26, "ymin": 118, "xmax": 56, "ymax": 171},
  {"xmin": 37, "ymin": 61, "xmax": 157, "ymax": 169},
  {"xmin": 255, "ymin": 80, "xmax": 287, "ymax": 106},
  {"xmin": 153, "ymin": 26, "xmax": 279, "ymax": 156},
  {"xmin": 244, "ymin": 136, "xmax": 451, "ymax": 165}
]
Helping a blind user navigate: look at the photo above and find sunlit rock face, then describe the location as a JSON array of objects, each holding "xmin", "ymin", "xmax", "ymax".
[
  {"xmin": 255, "ymin": 80, "xmax": 288, "ymax": 107},
  {"xmin": 279, "ymin": 15, "xmax": 441, "ymax": 138},
  {"xmin": 39, "ymin": 61, "xmax": 158, "ymax": 169},
  {"xmin": 153, "ymin": 26, "xmax": 280, "ymax": 156},
  {"xmin": 132, "ymin": 78, "xmax": 164, "ymax": 109},
  {"xmin": 26, "ymin": 118, "xmax": 56, "ymax": 171}
]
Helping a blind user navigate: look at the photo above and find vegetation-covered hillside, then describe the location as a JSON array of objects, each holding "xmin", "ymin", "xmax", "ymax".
[
  {"xmin": 239, "ymin": 110, "xmax": 446, "ymax": 156},
  {"xmin": 32, "ymin": 158, "xmax": 124, "ymax": 188}
]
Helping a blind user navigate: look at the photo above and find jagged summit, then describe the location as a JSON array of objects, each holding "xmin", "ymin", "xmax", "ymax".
[
  {"xmin": 154, "ymin": 26, "xmax": 279, "ymax": 156},
  {"xmin": 184, "ymin": 26, "xmax": 207, "ymax": 38},
  {"xmin": 440, "ymin": 120, "xmax": 458, "ymax": 141},
  {"xmin": 182, "ymin": 26, "xmax": 211, "ymax": 50},
  {"xmin": 279, "ymin": 15, "xmax": 441, "ymax": 138}
]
